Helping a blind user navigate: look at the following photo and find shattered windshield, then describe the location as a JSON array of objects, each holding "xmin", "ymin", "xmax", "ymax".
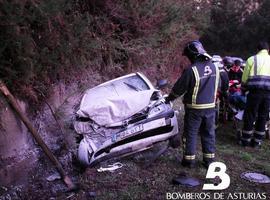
[{"xmin": 109, "ymin": 74, "xmax": 150, "ymax": 93}]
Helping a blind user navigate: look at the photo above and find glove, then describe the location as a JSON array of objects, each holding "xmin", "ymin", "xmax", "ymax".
[
  {"xmin": 165, "ymin": 94, "xmax": 175, "ymax": 104},
  {"xmin": 235, "ymin": 84, "xmax": 241, "ymax": 89},
  {"xmin": 165, "ymin": 96, "xmax": 170, "ymax": 104}
]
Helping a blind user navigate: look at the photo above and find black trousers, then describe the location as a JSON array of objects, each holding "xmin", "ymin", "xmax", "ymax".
[
  {"xmin": 183, "ymin": 108, "xmax": 216, "ymax": 164},
  {"xmin": 242, "ymin": 91, "xmax": 270, "ymax": 145}
]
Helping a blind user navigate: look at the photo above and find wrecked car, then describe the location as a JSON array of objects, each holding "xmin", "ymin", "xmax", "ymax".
[{"xmin": 74, "ymin": 72, "xmax": 179, "ymax": 166}]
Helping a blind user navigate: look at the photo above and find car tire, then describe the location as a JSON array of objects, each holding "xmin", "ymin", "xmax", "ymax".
[
  {"xmin": 169, "ymin": 134, "xmax": 181, "ymax": 148},
  {"xmin": 78, "ymin": 139, "xmax": 92, "ymax": 166}
]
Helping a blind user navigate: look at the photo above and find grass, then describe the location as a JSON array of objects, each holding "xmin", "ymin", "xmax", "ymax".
[
  {"xmin": 63, "ymin": 118, "xmax": 269, "ymax": 200},
  {"xmin": 9, "ymin": 98, "xmax": 270, "ymax": 200},
  {"xmin": 239, "ymin": 152, "xmax": 253, "ymax": 162},
  {"xmin": 84, "ymin": 100, "xmax": 264, "ymax": 199}
]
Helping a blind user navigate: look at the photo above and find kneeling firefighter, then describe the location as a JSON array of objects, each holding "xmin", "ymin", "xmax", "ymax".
[{"xmin": 166, "ymin": 40, "xmax": 222, "ymax": 168}]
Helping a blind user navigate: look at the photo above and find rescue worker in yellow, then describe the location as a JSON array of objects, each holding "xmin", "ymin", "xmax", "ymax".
[
  {"xmin": 241, "ymin": 41, "xmax": 270, "ymax": 148},
  {"xmin": 165, "ymin": 41, "xmax": 220, "ymax": 168}
]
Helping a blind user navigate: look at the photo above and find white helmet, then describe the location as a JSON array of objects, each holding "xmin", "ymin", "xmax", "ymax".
[{"xmin": 212, "ymin": 55, "xmax": 223, "ymax": 63}]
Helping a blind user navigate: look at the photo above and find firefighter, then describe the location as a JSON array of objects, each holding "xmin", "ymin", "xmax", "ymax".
[
  {"xmin": 212, "ymin": 55, "xmax": 229, "ymax": 95},
  {"xmin": 165, "ymin": 40, "xmax": 220, "ymax": 168},
  {"xmin": 241, "ymin": 41, "xmax": 270, "ymax": 148},
  {"xmin": 212, "ymin": 55, "xmax": 229, "ymax": 126}
]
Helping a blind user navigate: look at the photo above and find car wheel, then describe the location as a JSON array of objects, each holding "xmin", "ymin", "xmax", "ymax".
[
  {"xmin": 169, "ymin": 134, "xmax": 181, "ymax": 148},
  {"xmin": 78, "ymin": 139, "xmax": 92, "ymax": 166}
]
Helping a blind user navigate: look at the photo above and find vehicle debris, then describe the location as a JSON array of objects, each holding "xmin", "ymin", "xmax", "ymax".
[
  {"xmin": 97, "ymin": 162, "xmax": 123, "ymax": 172},
  {"xmin": 172, "ymin": 174, "xmax": 200, "ymax": 187},
  {"xmin": 46, "ymin": 173, "xmax": 61, "ymax": 182},
  {"xmin": 240, "ymin": 172, "xmax": 270, "ymax": 183}
]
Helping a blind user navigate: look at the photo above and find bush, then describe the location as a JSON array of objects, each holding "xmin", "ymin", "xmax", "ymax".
[{"xmin": 0, "ymin": 0, "xmax": 212, "ymax": 105}]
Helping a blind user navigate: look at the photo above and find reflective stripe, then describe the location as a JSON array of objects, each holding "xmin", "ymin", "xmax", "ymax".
[
  {"xmin": 248, "ymin": 81, "xmax": 270, "ymax": 87},
  {"xmin": 241, "ymin": 137, "xmax": 251, "ymax": 142},
  {"xmin": 203, "ymin": 153, "xmax": 215, "ymax": 158},
  {"xmin": 254, "ymin": 56, "xmax": 257, "ymax": 76},
  {"xmin": 242, "ymin": 130, "xmax": 253, "ymax": 140},
  {"xmin": 214, "ymin": 64, "xmax": 220, "ymax": 101},
  {"xmin": 246, "ymin": 75, "xmax": 270, "ymax": 89},
  {"xmin": 254, "ymin": 131, "xmax": 265, "ymax": 136},
  {"xmin": 254, "ymin": 138, "xmax": 262, "ymax": 143},
  {"xmin": 192, "ymin": 66, "xmax": 200, "ymax": 105},
  {"xmin": 186, "ymin": 103, "xmax": 215, "ymax": 109},
  {"xmin": 184, "ymin": 155, "xmax": 196, "ymax": 160},
  {"xmin": 242, "ymin": 130, "xmax": 253, "ymax": 135}
]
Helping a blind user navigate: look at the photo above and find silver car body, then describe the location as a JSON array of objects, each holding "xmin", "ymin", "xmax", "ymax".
[{"xmin": 74, "ymin": 72, "xmax": 179, "ymax": 166}]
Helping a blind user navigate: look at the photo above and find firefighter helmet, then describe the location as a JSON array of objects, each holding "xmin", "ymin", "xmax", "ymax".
[{"xmin": 182, "ymin": 40, "xmax": 211, "ymax": 59}]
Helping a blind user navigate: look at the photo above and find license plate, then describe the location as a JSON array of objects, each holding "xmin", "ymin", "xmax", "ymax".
[{"xmin": 112, "ymin": 124, "xmax": 144, "ymax": 142}]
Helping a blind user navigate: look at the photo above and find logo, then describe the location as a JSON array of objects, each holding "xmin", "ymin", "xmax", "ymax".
[
  {"xmin": 203, "ymin": 162, "xmax": 230, "ymax": 190},
  {"xmin": 203, "ymin": 66, "xmax": 212, "ymax": 76}
]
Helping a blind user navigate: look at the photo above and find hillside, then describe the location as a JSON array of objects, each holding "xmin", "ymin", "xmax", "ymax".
[
  {"xmin": 1, "ymin": 1, "xmax": 270, "ymax": 199},
  {"xmin": 1, "ymin": 0, "xmax": 269, "ymax": 105}
]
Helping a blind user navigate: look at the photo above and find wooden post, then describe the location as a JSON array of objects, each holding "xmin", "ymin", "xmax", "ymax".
[{"xmin": 0, "ymin": 80, "xmax": 77, "ymax": 191}]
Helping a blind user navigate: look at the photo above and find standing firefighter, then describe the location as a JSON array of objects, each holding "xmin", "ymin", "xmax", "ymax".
[
  {"xmin": 241, "ymin": 41, "xmax": 270, "ymax": 147},
  {"xmin": 166, "ymin": 41, "xmax": 220, "ymax": 168}
]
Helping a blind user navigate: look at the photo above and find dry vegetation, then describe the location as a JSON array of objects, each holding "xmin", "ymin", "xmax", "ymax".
[
  {"xmin": 0, "ymin": 0, "xmax": 211, "ymax": 106},
  {"xmin": 1, "ymin": 0, "xmax": 270, "ymax": 106}
]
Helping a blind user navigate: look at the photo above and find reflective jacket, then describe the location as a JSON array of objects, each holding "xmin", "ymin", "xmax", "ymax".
[
  {"xmin": 213, "ymin": 62, "xmax": 229, "ymax": 94},
  {"xmin": 170, "ymin": 60, "xmax": 219, "ymax": 109},
  {"xmin": 242, "ymin": 49, "xmax": 270, "ymax": 91}
]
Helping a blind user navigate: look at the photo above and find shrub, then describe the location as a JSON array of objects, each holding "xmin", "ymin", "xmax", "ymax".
[{"xmin": 0, "ymin": 0, "xmax": 212, "ymax": 105}]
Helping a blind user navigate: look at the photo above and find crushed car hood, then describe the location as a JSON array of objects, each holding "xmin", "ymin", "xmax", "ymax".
[{"xmin": 76, "ymin": 81, "xmax": 156, "ymax": 126}]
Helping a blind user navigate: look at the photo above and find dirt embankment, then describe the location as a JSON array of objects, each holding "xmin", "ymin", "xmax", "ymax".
[{"xmin": 0, "ymin": 71, "xmax": 101, "ymax": 186}]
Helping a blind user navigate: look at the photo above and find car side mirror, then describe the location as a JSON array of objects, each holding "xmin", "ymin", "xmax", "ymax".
[{"xmin": 156, "ymin": 79, "xmax": 168, "ymax": 89}]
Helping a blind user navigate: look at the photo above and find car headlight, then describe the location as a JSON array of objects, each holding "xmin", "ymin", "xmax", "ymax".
[{"xmin": 148, "ymin": 103, "xmax": 168, "ymax": 118}]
